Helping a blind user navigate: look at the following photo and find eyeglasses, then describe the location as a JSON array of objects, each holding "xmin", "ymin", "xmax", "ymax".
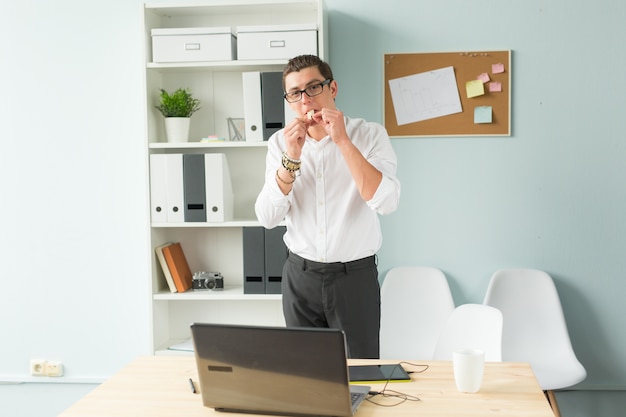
[{"xmin": 283, "ymin": 79, "xmax": 332, "ymax": 103}]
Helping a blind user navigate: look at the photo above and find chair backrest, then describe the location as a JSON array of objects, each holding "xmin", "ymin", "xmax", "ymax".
[
  {"xmin": 379, "ymin": 266, "xmax": 454, "ymax": 360},
  {"xmin": 483, "ymin": 268, "xmax": 586, "ymax": 390},
  {"xmin": 433, "ymin": 303, "xmax": 503, "ymax": 361}
]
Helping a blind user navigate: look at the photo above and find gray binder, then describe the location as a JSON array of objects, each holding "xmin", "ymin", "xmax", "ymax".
[
  {"xmin": 183, "ymin": 154, "xmax": 207, "ymax": 222},
  {"xmin": 243, "ymin": 227, "xmax": 265, "ymax": 294},
  {"xmin": 260, "ymin": 72, "xmax": 285, "ymax": 140},
  {"xmin": 264, "ymin": 226, "xmax": 287, "ymax": 294}
]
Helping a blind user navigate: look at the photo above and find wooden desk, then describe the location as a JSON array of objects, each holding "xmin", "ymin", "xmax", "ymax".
[{"xmin": 58, "ymin": 356, "xmax": 555, "ymax": 417}]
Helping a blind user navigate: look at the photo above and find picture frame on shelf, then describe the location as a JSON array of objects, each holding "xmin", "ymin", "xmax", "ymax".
[{"xmin": 227, "ymin": 117, "xmax": 246, "ymax": 141}]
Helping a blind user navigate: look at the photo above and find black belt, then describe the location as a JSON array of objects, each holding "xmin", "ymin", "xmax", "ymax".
[{"xmin": 288, "ymin": 252, "xmax": 376, "ymax": 273}]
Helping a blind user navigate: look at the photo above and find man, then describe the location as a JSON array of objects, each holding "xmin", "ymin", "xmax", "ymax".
[{"xmin": 255, "ymin": 55, "xmax": 400, "ymax": 358}]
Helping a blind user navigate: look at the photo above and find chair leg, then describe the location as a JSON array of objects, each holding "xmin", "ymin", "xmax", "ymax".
[{"xmin": 544, "ymin": 390, "xmax": 561, "ymax": 417}]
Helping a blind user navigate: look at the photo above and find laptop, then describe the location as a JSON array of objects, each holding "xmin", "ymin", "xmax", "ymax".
[{"xmin": 190, "ymin": 323, "xmax": 371, "ymax": 417}]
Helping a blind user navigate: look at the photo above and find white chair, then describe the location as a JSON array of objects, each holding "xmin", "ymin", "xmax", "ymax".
[
  {"xmin": 483, "ymin": 268, "xmax": 587, "ymax": 417},
  {"xmin": 379, "ymin": 266, "xmax": 455, "ymax": 360},
  {"xmin": 433, "ymin": 303, "xmax": 503, "ymax": 361}
]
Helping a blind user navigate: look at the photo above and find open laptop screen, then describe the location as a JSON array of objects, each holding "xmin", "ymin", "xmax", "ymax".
[{"xmin": 191, "ymin": 323, "xmax": 368, "ymax": 417}]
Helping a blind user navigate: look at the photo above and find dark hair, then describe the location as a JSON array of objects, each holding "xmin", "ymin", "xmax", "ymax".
[{"xmin": 282, "ymin": 55, "xmax": 334, "ymax": 90}]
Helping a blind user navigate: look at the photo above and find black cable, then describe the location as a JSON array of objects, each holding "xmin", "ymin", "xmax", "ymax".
[{"xmin": 365, "ymin": 362, "xmax": 428, "ymax": 407}]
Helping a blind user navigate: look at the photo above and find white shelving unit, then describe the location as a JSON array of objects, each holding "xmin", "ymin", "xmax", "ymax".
[{"xmin": 143, "ymin": 1, "xmax": 327, "ymax": 354}]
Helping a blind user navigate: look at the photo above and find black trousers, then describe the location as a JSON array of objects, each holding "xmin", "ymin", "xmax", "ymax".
[{"xmin": 282, "ymin": 252, "xmax": 380, "ymax": 359}]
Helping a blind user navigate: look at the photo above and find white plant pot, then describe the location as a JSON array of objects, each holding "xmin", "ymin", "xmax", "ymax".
[{"xmin": 164, "ymin": 117, "xmax": 190, "ymax": 143}]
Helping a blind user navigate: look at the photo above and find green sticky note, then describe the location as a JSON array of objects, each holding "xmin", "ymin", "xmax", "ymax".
[{"xmin": 474, "ymin": 106, "xmax": 492, "ymax": 124}]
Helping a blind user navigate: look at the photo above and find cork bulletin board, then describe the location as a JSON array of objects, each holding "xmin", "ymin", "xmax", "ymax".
[{"xmin": 384, "ymin": 50, "xmax": 511, "ymax": 137}]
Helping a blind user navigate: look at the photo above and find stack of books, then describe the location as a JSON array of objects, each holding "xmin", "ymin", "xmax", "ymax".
[{"xmin": 154, "ymin": 242, "xmax": 192, "ymax": 292}]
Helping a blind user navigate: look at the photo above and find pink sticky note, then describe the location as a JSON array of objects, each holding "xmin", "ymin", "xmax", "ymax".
[
  {"xmin": 488, "ymin": 81, "xmax": 502, "ymax": 92},
  {"xmin": 492, "ymin": 63, "xmax": 505, "ymax": 74},
  {"xmin": 477, "ymin": 73, "xmax": 490, "ymax": 83}
]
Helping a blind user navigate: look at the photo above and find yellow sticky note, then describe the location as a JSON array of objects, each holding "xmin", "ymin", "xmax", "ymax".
[{"xmin": 466, "ymin": 80, "xmax": 485, "ymax": 98}]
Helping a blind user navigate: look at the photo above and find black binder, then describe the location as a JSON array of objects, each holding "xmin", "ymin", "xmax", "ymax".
[
  {"xmin": 243, "ymin": 226, "xmax": 288, "ymax": 294},
  {"xmin": 260, "ymin": 72, "xmax": 285, "ymax": 140},
  {"xmin": 183, "ymin": 154, "xmax": 207, "ymax": 222},
  {"xmin": 264, "ymin": 226, "xmax": 287, "ymax": 294},
  {"xmin": 243, "ymin": 227, "xmax": 265, "ymax": 294}
]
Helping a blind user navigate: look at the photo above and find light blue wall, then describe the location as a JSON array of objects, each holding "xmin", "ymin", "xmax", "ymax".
[
  {"xmin": 0, "ymin": 0, "xmax": 152, "ymax": 382},
  {"xmin": 327, "ymin": 0, "xmax": 626, "ymax": 390},
  {"xmin": 0, "ymin": 1, "xmax": 624, "ymax": 415}
]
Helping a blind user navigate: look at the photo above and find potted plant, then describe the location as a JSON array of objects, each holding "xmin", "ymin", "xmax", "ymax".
[{"xmin": 155, "ymin": 88, "xmax": 201, "ymax": 143}]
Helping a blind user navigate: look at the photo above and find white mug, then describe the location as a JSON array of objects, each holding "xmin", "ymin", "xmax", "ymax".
[{"xmin": 453, "ymin": 348, "xmax": 484, "ymax": 393}]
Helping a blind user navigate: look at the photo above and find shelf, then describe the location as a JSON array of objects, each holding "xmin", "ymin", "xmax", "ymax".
[
  {"xmin": 144, "ymin": 0, "xmax": 324, "ymax": 355},
  {"xmin": 155, "ymin": 348, "xmax": 194, "ymax": 356},
  {"xmin": 149, "ymin": 141, "xmax": 268, "ymax": 149},
  {"xmin": 154, "ymin": 338, "xmax": 194, "ymax": 356},
  {"xmin": 153, "ymin": 287, "xmax": 282, "ymax": 301},
  {"xmin": 147, "ymin": 59, "xmax": 288, "ymax": 72},
  {"xmin": 145, "ymin": 1, "xmax": 318, "ymax": 18},
  {"xmin": 151, "ymin": 219, "xmax": 263, "ymax": 228}
]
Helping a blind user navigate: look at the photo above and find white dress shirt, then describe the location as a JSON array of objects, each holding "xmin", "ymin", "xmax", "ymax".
[{"xmin": 254, "ymin": 116, "xmax": 401, "ymax": 263}]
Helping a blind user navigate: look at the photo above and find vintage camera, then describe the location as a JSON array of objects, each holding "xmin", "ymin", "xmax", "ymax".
[{"xmin": 192, "ymin": 271, "xmax": 224, "ymax": 291}]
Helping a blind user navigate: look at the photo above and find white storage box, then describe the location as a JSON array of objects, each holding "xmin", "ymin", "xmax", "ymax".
[
  {"xmin": 236, "ymin": 24, "xmax": 317, "ymax": 60},
  {"xmin": 151, "ymin": 27, "xmax": 236, "ymax": 63}
]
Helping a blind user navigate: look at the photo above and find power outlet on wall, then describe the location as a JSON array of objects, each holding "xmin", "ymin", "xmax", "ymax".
[
  {"xmin": 30, "ymin": 359, "xmax": 64, "ymax": 377},
  {"xmin": 30, "ymin": 359, "xmax": 47, "ymax": 376},
  {"xmin": 45, "ymin": 361, "xmax": 64, "ymax": 377}
]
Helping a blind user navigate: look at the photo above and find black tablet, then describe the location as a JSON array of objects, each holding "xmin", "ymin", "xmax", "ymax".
[{"xmin": 348, "ymin": 364, "xmax": 411, "ymax": 383}]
